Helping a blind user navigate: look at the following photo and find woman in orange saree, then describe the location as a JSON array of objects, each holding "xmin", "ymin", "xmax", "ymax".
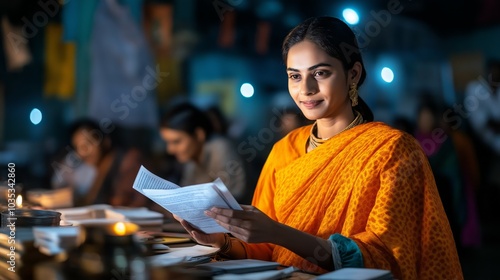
[{"xmin": 175, "ymin": 16, "xmax": 463, "ymax": 280}]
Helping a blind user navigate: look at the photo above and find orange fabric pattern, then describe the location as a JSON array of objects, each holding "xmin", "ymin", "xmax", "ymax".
[{"xmin": 242, "ymin": 122, "xmax": 463, "ymax": 280}]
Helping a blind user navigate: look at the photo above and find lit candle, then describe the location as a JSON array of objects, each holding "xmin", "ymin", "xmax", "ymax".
[
  {"xmin": 16, "ymin": 195, "xmax": 22, "ymax": 208},
  {"xmin": 113, "ymin": 222, "xmax": 127, "ymax": 236}
]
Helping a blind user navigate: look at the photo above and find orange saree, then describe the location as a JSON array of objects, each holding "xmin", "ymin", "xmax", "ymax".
[{"xmin": 242, "ymin": 122, "xmax": 463, "ymax": 280}]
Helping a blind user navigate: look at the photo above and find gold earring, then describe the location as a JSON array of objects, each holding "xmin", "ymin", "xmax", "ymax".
[{"xmin": 349, "ymin": 82, "xmax": 358, "ymax": 106}]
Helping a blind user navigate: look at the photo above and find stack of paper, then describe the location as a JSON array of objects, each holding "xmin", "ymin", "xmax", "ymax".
[
  {"xmin": 26, "ymin": 187, "xmax": 73, "ymax": 208},
  {"xmin": 32, "ymin": 226, "xmax": 80, "ymax": 256},
  {"xmin": 196, "ymin": 259, "xmax": 281, "ymax": 275},
  {"xmin": 54, "ymin": 204, "xmax": 165, "ymax": 231},
  {"xmin": 148, "ymin": 244, "xmax": 219, "ymax": 267},
  {"xmin": 0, "ymin": 228, "xmax": 34, "ymax": 280},
  {"xmin": 213, "ymin": 266, "xmax": 297, "ymax": 280},
  {"xmin": 111, "ymin": 207, "xmax": 164, "ymax": 231},
  {"xmin": 132, "ymin": 166, "xmax": 242, "ymax": 234},
  {"xmin": 55, "ymin": 204, "xmax": 126, "ymax": 225},
  {"xmin": 316, "ymin": 268, "xmax": 394, "ymax": 280}
]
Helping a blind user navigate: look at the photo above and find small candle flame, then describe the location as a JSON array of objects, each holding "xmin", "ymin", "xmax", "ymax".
[
  {"xmin": 16, "ymin": 195, "xmax": 22, "ymax": 208},
  {"xmin": 113, "ymin": 222, "xmax": 126, "ymax": 236}
]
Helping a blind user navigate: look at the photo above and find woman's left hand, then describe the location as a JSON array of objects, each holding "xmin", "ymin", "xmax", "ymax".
[{"xmin": 204, "ymin": 205, "xmax": 280, "ymax": 244}]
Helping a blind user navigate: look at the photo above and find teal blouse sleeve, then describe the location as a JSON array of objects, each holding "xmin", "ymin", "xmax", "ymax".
[{"xmin": 328, "ymin": 233, "xmax": 364, "ymax": 270}]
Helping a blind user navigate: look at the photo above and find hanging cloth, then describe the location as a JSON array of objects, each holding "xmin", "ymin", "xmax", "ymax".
[{"xmin": 43, "ymin": 23, "xmax": 76, "ymax": 99}]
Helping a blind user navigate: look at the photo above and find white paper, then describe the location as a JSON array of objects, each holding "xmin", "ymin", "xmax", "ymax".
[
  {"xmin": 33, "ymin": 226, "xmax": 80, "ymax": 256},
  {"xmin": 133, "ymin": 166, "xmax": 242, "ymax": 234},
  {"xmin": 111, "ymin": 207, "xmax": 164, "ymax": 220},
  {"xmin": 213, "ymin": 266, "xmax": 297, "ymax": 280},
  {"xmin": 316, "ymin": 268, "xmax": 393, "ymax": 279},
  {"xmin": 56, "ymin": 205, "xmax": 128, "ymax": 226},
  {"xmin": 27, "ymin": 187, "xmax": 73, "ymax": 208},
  {"xmin": 148, "ymin": 244, "xmax": 219, "ymax": 262},
  {"xmin": 133, "ymin": 165, "xmax": 181, "ymax": 193},
  {"xmin": 147, "ymin": 245, "xmax": 219, "ymax": 267}
]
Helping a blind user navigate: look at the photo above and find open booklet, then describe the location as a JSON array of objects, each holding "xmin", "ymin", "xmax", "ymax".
[{"xmin": 132, "ymin": 165, "xmax": 242, "ymax": 234}]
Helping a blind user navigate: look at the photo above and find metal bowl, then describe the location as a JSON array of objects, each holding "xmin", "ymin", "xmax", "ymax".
[{"xmin": 1, "ymin": 209, "xmax": 61, "ymax": 228}]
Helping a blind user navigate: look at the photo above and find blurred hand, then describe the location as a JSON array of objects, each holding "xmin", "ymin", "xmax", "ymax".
[
  {"xmin": 204, "ymin": 205, "xmax": 280, "ymax": 244},
  {"xmin": 172, "ymin": 214, "xmax": 225, "ymax": 247}
]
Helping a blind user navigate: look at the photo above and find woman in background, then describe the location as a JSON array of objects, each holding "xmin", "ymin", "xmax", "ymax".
[
  {"xmin": 415, "ymin": 97, "xmax": 478, "ymax": 250},
  {"xmin": 159, "ymin": 102, "xmax": 248, "ymax": 202},
  {"xmin": 54, "ymin": 119, "xmax": 148, "ymax": 207}
]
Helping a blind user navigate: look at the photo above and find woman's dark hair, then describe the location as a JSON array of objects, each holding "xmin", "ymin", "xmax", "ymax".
[
  {"xmin": 416, "ymin": 93, "xmax": 448, "ymax": 132},
  {"xmin": 68, "ymin": 118, "xmax": 113, "ymax": 154},
  {"xmin": 205, "ymin": 105, "xmax": 228, "ymax": 135},
  {"xmin": 282, "ymin": 16, "xmax": 373, "ymax": 121},
  {"xmin": 160, "ymin": 102, "xmax": 214, "ymax": 139}
]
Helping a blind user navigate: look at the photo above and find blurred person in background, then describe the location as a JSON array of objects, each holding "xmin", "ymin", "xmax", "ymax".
[
  {"xmin": 52, "ymin": 118, "xmax": 149, "ymax": 207},
  {"xmin": 465, "ymin": 60, "xmax": 500, "ymax": 222},
  {"xmin": 205, "ymin": 105, "xmax": 230, "ymax": 136},
  {"xmin": 159, "ymin": 102, "xmax": 248, "ymax": 202},
  {"xmin": 444, "ymin": 111, "xmax": 482, "ymax": 249},
  {"xmin": 204, "ymin": 104, "xmax": 260, "ymax": 204},
  {"xmin": 277, "ymin": 106, "xmax": 312, "ymax": 139},
  {"xmin": 414, "ymin": 96, "xmax": 466, "ymax": 249}
]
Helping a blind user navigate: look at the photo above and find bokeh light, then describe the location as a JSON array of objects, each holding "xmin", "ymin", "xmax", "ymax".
[
  {"xmin": 240, "ymin": 83, "xmax": 254, "ymax": 98},
  {"xmin": 381, "ymin": 67, "xmax": 394, "ymax": 83},
  {"xmin": 342, "ymin": 8, "xmax": 359, "ymax": 25},
  {"xmin": 30, "ymin": 108, "xmax": 42, "ymax": 125}
]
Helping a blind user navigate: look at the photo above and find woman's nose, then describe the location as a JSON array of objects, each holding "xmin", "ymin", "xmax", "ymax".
[{"xmin": 299, "ymin": 77, "xmax": 318, "ymax": 96}]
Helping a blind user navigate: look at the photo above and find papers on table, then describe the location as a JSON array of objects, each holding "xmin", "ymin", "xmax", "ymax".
[
  {"xmin": 213, "ymin": 266, "xmax": 297, "ymax": 280},
  {"xmin": 160, "ymin": 244, "xmax": 219, "ymax": 258},
  {"xmin": 148, "ymin": 244, "xmax": 219, "ymax": 267},
  {"xmin": 33, "ymin": 226, "xmax": 80, "ymax": 256},
  {"xmin": 55, "ymin": 204, "xmax": 126, "ymax": 225},
  {"xmin": 33, "ymin": 206, "xmax": 166, "ymax": 256},
  {"xmin": 0, "ymin": 228, "xmax": 33, "ymax": 280},
  {"xmin": 111, "ymin": 207, "xmax": 164, "ymax": 231},
  {"xmin": 26, "ymin": 187, "xmax": 73, "ymax": 208},
  {"xmin": 111, "ymin": 207, "xmax": 164, "ymax": 221},
  {"xmin": 316, "ymin": 268, "xmax": 394, "ymax": 280},
  {"xmin": 54, "ymin": 204, "xmax": 164, "ymax": 231},
  {"xmin": 132, "ymin": 165, "xmax": 242, "ymax": 234},
  {"xmin": 196, "ymin": 259, "xmax": 280, "ymax": 275}
]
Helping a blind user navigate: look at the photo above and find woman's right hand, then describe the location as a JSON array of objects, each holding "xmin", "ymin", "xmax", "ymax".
[{"xmin": 173, "ymin": 214, "xmax": 225, "ymax": 248}]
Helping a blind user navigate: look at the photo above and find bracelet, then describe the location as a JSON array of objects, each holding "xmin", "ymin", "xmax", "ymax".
[{"xmin": 218, "ymin": 233, "xmax": 232, "ymax": 256}]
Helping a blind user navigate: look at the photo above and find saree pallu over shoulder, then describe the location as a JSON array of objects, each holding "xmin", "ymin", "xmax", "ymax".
[
  {"xmin": 245, "ymin": 122, "xmax": 463, "ymax": 279},
  {"xmin": 273, "ymin": 122, "xmax": 394, "ymax": 229}
]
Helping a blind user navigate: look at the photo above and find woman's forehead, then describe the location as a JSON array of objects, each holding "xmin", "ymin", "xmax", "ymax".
[{"xmin": 286, "ymin": 41, "xmax": 341, "ymax": 69}]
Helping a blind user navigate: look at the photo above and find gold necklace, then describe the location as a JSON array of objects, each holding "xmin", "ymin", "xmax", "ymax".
[{"xmin": 308, "ymin": 111, "xmax": 364, "ymax": 150}]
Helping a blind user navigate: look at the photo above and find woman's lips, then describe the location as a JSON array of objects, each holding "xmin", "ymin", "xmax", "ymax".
[{"xmin": 301, "ymin": 100, "xmax": 323, "ymax": 109}]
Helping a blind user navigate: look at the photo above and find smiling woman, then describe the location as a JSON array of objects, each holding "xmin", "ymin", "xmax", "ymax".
[
  {"xmin": 174, "ymin": 17, "xmax": 463, "ymax": 280},
  {"xmin": 285, "ymin": 40, "xmax": 365, "ymax": 152}
]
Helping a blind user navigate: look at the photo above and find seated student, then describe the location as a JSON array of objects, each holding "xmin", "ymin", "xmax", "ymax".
[
  {"xmin": 174, "ymin": 17, "xmax": 463, "ymax": 279},
  {"xmin": 159, "ymin": 102, "xmax": 248, "ymax": 202},
  {"xmin": 53, "ymin": 119, "xmax": 148, "ymax": 207}
]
